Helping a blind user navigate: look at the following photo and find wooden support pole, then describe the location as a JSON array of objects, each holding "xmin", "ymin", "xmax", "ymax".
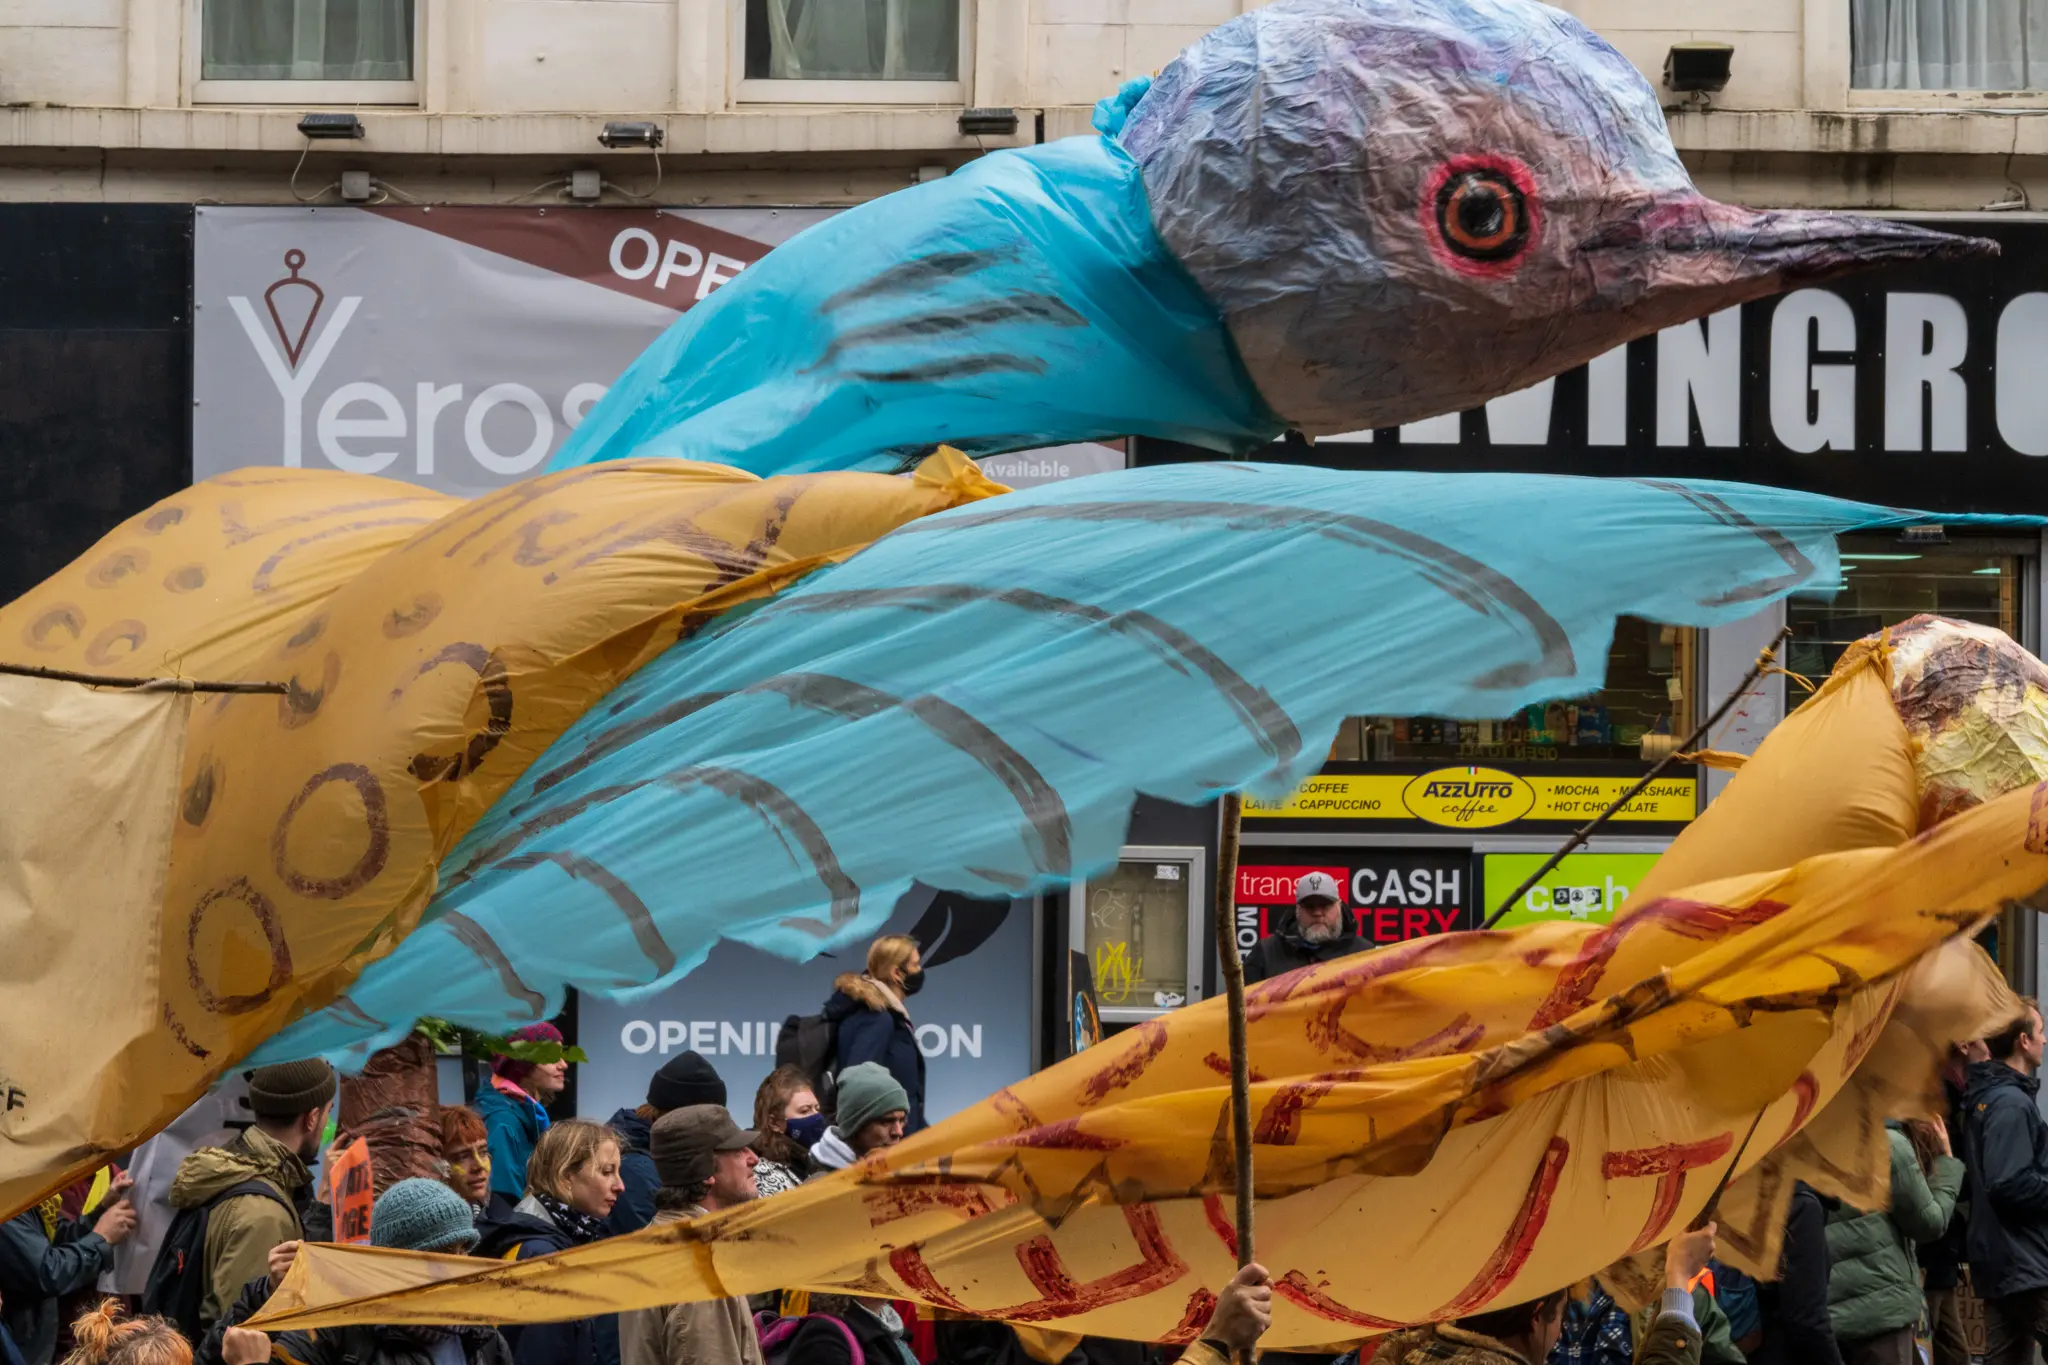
[
  {"xmin": 1211, "ymin": 791, "xmax": 1257, "ymax": 1364},
  {"xmin": 0, "ymin": 659, "xmax": 288, "ymax": 695}
]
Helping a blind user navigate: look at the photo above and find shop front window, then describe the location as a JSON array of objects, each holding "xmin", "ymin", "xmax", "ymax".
[
  {"xmin": 1787, "ymin": 537, "xmax": 2025, "ymax": 677},
  {"xmin": 1331, "ymin": 617, "xmax": 1696, "ymax": 766},
  {"xmin": 1074, "ymin": 849, "xmax": 1205, "ymax": 1022}
]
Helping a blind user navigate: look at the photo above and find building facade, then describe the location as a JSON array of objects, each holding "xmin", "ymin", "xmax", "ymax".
[{"xmin": 8, "ymin": 0, "xmax": 2048, "ymax": 1112}]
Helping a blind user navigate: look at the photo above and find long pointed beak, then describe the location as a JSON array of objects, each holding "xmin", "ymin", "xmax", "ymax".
[{"xmin": 1584, "ymin": 195, "xmax": 1997, "ymax": 293}]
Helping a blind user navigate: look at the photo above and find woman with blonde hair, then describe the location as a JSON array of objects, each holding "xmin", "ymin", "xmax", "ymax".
[
  {"xmin": 59, "ymin": 1303, "xmax": 187, "ymax": 1365},
  {"xmin": 473, "ymin": 1120, "xmax": 624, "ymax": 1365},
  {"xmin": 819, "ymin": 934, "xmax": 927, "ymax": 1134},
  {"xmin": 749, "ymin": 1067, "xmax": 824, "ymax": 1196}
]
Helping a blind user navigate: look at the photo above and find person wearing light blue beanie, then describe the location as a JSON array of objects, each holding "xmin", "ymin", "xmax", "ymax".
[
  {"xmin": 371, "ymin": 1178, "xmax": 482, "ymax": 1254},
  {"xmin": 214, "ymin": 1180, "xmax": 510, "ymax": 1365}
]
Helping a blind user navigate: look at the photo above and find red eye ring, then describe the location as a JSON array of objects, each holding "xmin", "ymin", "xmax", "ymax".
[{"xmin": 1421, "ymin": 155, "xmax": 1541, "ymax": 278}]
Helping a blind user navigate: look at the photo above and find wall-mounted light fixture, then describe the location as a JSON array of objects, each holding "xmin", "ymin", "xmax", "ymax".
[
  {"xmin": 1663, "ymin": 43, "xmax": 1733, "ymax": 111},
  {"xmin": 599, "ymin": 121, "xmax": 664, "ymax": 149},
  {"xmin": 297, "ymin": 112, "xmax": 364, "ymax": 140},
  {"xmin": 958, "ymin": 108, "xmax": 1019, "ymax": 137}
]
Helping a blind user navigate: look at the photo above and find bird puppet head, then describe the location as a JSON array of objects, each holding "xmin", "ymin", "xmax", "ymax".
[{"xmin": 1117, "ymin": 0, "xmax": 1994, "ymax": 434}]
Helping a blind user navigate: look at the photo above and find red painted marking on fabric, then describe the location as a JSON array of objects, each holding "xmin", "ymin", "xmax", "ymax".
[
  {"xmin": 990, "ymin": 1118, "xmax": 1124, "ymax": 1151},
  {"xmin": 1078, "ymin": 1018, "xmax": 1169, "ymax": 1103},
  {"xmin": 864, "ymin": 1183, "xmax": 1013, "ymax": 1227},
  {"xmin": 1841, "ymin": 980, "xmax": 1905, "ymax": 1078},
  {"xmin": 1779, "ymin": 1071, "xmax": 1821, "ymax": 1148},
  {"xmin": 1275, "ymin": 1271, "xmax": 1405, "ymax": 1330},
  {"xmin": 1601, "ymin": 1133, "xmax": 1734, "ymax": 1254},
  {"xmin": 1202, "ymin": 1194, "xmax": 1240, "ymax": 1259},
  {"xmin": 1527, "ymin": 898, "xmax": 1787, "ymax": 1031},
  {"xmin": 1162, "ymin": 1289, "xmax": 1217, "ymax": 1345},
  {"xmin": 1434, "ymin": 1137, "xmax": 1571, "ymax": 1318}
]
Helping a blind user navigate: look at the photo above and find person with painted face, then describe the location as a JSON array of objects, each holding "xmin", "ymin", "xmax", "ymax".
[
  {"xmin": 821, "ymin": 936, "xmax": 927, "ymax": 1135},
  {"xmin": 749, "ymin": 1067, "xmax": 825, "ymax": 1198},
  {"xmin": 437, "ymin": 1106, "xmax": 515, "ymax": 1223},
  {"xmin": 618, "ymin": 1108, "xmax": 764, "ymax": 1365},
  {"xmin": 1241, "ymin": 873, "xmax": 1367, "ymax": 986}
]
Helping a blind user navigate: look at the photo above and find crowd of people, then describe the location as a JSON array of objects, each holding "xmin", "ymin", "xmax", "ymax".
[{"xmin": 7, "ymin": 915, "xmax": 2048, "ymax": 1365}]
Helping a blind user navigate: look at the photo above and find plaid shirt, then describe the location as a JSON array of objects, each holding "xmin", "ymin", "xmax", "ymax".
[{"xmin": 1550, "ymin": 1284, "xmax": 1634, "ymax": 1365}]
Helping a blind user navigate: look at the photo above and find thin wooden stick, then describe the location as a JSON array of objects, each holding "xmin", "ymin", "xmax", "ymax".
[
  {"xmin": 0, "ymin": 660, "xmax": 288, "ymax": 695},
  {"xmin": 1480, "ymin": 627, "xmax": 1793, "ymax": 931},
  {"xmin": 1211, "ymin": 791, "xmax": 1257, "ymax": 1365}
]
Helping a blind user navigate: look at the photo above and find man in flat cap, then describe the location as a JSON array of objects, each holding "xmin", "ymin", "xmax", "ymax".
[{"xmin": 619, "ymin": 1106, "xmax": 763, "ymax": 1365}]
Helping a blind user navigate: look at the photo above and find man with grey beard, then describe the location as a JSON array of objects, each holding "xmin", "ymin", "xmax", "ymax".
[{"xmin": 1242, "ymin": 872, "xmax": 1367, "ymax": 985}]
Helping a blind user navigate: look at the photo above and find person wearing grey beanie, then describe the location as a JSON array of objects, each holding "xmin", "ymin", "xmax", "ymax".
[{"xmin": 806, "ymin": 1063, "xmax": 908, "ymax": 1178}]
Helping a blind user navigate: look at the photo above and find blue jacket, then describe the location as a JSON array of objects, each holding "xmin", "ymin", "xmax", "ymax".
[
  {"xmin": 473, "ymin": 1080, "xmax": 550, "ymax": 1202},
  {"xmin": 473, "ymin": 1199, "xmax": 618, "ymax": 1365},
  {"xmin": 0, "ymin": 1210, "xmax": 110, "ymax": 1365},
  {"xmin": 823, "ymin": 974, "xmax": 927, "ymax": 1134},
  {"xmin": 602, "ymin": 1108, "xmax": 658, "ymax": 1237},
  {"xmin": 1962, "ymin": 1059, "xmax": 2048, "ymax": 1299}
]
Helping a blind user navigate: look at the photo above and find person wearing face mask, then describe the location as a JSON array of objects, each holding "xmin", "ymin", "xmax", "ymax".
[
  {"xmin": 618, "ymin": 1109, "xmax": 763, "ymax": 1365},
  {"xmin": 821, "ymin": 936, "xmax": 927, "ymax": 1135},
  {"xmin": 1241, "ymin": 873, "xmax": 1366, "ymax": 986},
  {"xmin": 749, "ymin": 1067, "xmax": 825, "ymax": 1197},
  {"xmin": 473, "ymin": 1023, "xmax": 571, "ymax": 1205}
]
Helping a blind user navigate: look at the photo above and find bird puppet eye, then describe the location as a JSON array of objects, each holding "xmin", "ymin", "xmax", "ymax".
[{"xmin": 1423, "ymin": 157, "xmax": 1539, "ymax": 275}]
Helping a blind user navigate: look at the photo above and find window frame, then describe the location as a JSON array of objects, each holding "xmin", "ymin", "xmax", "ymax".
[
  {"xmin": 186, "ymin": 0, "xmax": 424, "ymax": 107},
  {"xmin": 1819, "ymin": 0, "xmax": 2048, "ymax": 106},
  {"xmin": 730, "ymin": 0, "xmax": 973, "ymax": 105}
]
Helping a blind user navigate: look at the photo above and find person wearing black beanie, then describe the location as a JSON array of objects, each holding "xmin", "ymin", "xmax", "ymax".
[{"xmin": 602, "ymin": 1052, "xmax": 726, "ymax": 1236}]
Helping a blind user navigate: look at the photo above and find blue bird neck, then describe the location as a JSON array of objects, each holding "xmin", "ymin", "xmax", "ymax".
[{"xmin": 547, "ymin": 136, "xmax": 1282, "ymax": 477}]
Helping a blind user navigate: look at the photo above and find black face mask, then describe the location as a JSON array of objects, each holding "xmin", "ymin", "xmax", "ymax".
[{"xmin": 901, "ymin": 968, "xmax": 926, "ymax": 997}]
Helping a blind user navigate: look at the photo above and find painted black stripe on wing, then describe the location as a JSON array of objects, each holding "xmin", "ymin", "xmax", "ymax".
[
  {"xmin": 523, "ymin": 673, "xmax": 1072, "ymax": 876},
  {"xmin": 658, "ymin": 766, "xmax": 858, "ymax": 939},
  {"xmin": 759, "ymin": 585, "xmax": 1304, "ymax": 766},
  {"xmin": 887, "ymin": 502, "xmax": 1575, "ymax": 689},
  {"xmin": 443, "ymin": 765, "xmax": 857, "ymax": 940},
  {"xmin": 440, "ymin": 910, "xmax": 547, "ymax": 1016},
  {"xmin": 805, "ymin": 294, "xmax": 1086, "ymax": 372},
  {"xmin": 849, "ymin": 355, "xmax": 1047, "ymax": 385},
  {"xmin": 497, "ymin": 851, "xmax": 677, "ymax": 977},
  {"xmin": 1631, "ymin": 480, "xmax": 1817, "ymax": 604},
  {"xmin": 527, "ymin": 692, "xmax": 734, "ymax": 799},
  {"xmin": 819, "ymin": 248, "xmax": 1019, "ymax": 313}
]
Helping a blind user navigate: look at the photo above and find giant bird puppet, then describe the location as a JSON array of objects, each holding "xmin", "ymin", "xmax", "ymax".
[{"xmin": 5, "ymin": 0, "xmax": 2047, "ymax": 1346}]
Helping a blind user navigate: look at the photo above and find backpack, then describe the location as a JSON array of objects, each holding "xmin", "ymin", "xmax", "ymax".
[
  {"xmin": 756, "ymin": 1312, "xmax": 863, "ymax": 1365},
  {"xmin": 775, "ymin": 1012, "xmax": 839, "ymax": 1110},
  {"xmin": 140, "ymin": 1178, "xmax": 295, "ymax": 1341}
]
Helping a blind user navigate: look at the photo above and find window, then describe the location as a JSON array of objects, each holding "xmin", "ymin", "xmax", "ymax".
[
  {"xmin": 1072, "ymin": 848, "xmax": 1206, "ymax": 1024},
  {"xmin": 1851, "ymin": 0, "xmax": 2048, "ymax": 89},
  {"xmin": 194, "ymin": 0, "xmax": 418, "ymax": 104},
  {"xmin": 1328, "ymin": 618, "xmax": 1695, "ymax": 766},
  {"xmin": 1787, "ymin": 537, "xmax": 2025, "ymax": 676},
  {"xmin": 738, "ymin": 0, "xmax": 965, "ymax": 102}
]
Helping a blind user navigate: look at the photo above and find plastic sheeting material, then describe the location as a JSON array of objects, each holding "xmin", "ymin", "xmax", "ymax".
[
  {"xmin": 544, "ymin": 0, "xmax": 1985, "ymax": 479},
  {"xmin": 0, "ymin": 676, "xmax": 189, "ymax": 1221},
  {"xmin": 253, "ymin": 467, "xmax": 2043, "ymax": 1066},
  {"xmin": 0, "ymin": 455, "xmax": 1002, "ymax": 1219},
  {"xmin": 1636, "ymin": 614, "xmax": 2048, "ymax": 903},
  {"xmin": 252, "ymin": 788, "xmax": 2034, "ymax": 1344}
]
